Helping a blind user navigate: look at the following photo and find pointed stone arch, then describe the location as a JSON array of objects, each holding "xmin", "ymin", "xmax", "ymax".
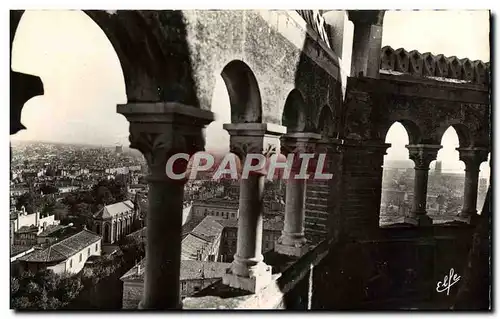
[{"xmin": 381, "ymin": 119, "xmax": 422, "ymax": 145}]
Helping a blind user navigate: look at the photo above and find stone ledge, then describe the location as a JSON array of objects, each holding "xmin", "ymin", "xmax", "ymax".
[
  {"xmin": 348, "ymin": 75, "xmax": 490, "ymax": 104},
  {"xmin": 182, "ymin": 238, "xmax": 332, "ymax": 309}
]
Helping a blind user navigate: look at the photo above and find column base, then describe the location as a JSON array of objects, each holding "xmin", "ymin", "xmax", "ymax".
[
  {"xmin": 138, "ymin": 300, "xmax": 183, "ymax": 310},
  {"xmin": 382, "ymin": 216, "xmax": 418, "ymax": 227},
  {"xmin": 416, "ymin": 214, "xmax": 433, "ymax": 226},
  {"xmin": 222, "ymin": 263, "xmax": 273, "ymax": 293},
  {"xmin": 275, "ymin": 242, "xmax": 310, "ymax": 257},
  {"xmin": 453, "ymin": 213, "xmax": 480, "ymax": 225}
]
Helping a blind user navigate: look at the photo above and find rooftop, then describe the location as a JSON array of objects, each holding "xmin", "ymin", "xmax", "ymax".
[
  {"xmin": 121, "ymin": 259, "xmax": 232, "ymax": 282},
  {"xmin": 18, "ymin": 229, "xmax": 101, "ymax": 263},
  {"xmin": 10, "ymin": 245, "xmax": 34, "ymax": 257},
  {"xmin": 93, "ymin": 200, "xmax": 134, "ymax": 219}
]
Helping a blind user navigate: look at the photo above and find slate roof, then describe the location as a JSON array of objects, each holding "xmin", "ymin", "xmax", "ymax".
[
  {"xmin": 18, "ymin": 229, "xmax": 101, "ymax": 263},
  {"xmin": 121, "ymin": 258, "xmax": 231, "ymax": 282},
  {"xmin": 93, "ymin": 200, "xmax": 134, "ymax": 219}
]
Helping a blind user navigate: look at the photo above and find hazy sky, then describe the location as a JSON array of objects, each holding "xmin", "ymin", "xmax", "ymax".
[{"xmin": 10, "ymin": 10, "xmax": 490, "ymax": 174}]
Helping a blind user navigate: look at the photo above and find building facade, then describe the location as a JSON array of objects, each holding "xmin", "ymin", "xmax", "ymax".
[
  {"xmin": 17, "ymin": 229, "xmax": 102, "ymax": 275},
  {"xmin": 91, "ymin": 200, "xmax": 138, "ymax": 244}
]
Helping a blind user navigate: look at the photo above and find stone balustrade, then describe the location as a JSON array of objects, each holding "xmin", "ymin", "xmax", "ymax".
[{"xmin": 380, "ymin": 46, "xmax": 490, "ymax": 85}]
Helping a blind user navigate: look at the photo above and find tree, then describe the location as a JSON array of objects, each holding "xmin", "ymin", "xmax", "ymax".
[
  {"xmin": 11, "ymin": 277, "xmax": 20, "ymax": 295},
  {"xmin": 16, "ymin": 191, "xmax": 40, "ymax": 213},
  {"xmin": 11, "ymin": 296, "xmax": 32, "ymax": 310},
  {"xmin": 55, "ymin": 276, "xmax": 83, "ymax": 304},
  {"xmin": 38, "ymin": 183, "xmax": 58, "ymax": 195},
  {"xmin": 95, "ymin": 186, "xmax": 114, "ymax": 205}
]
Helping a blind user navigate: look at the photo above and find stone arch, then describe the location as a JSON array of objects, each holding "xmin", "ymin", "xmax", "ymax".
[
  {"xmin": 10, "ymin": 10, "xmax": 202, "ymax": 137},
  {"xmin": 316, "ymin": 104, "xmax": 335, "ymax": 137},
  {"xmin": 281, "ymin": 89, "xmax": 307, "ymax": 132},
  {"xmin": 434, "ymin": 122, "xmax": 472, "ymax": 148},
  {"xmin": 85, "ymin": 10, "xmax": 200, "ymax": 104},
  {"xmin": 381, "ymin": 119, "xmax": 422, "ymax": 145},
  {"xmin": 220, "ymin": 60, "xmax": 262, "ymax": 123},
  {"xmin": 379, "ymin": 121, "xmax": 414, "ymax": 227}
]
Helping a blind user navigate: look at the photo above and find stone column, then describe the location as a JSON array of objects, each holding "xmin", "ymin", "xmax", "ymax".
[
  {"xmin": 315, "ymin": 137, "xmax": 343, "ymax": 241},
  {"xmin": 222, "ymin": 123, "xmax": 286, "ymax": 293},
  {"xmin": 347, "ymin": 10, "xmax": 385, "ymax": 78},
  {"xmin": 339, "ymin": 140, "xmax": 390, "ymax": 239},
  {"xmin": 455, "ymin": 147, "xmax": 489, "ymax": 224},
  {"xmin": 118, "ymin": 102, "xmax": 214, "ymax": 309},
  {"xmin": 275, "ymin": 132, "xmax": 321, "ymax": 257},
  {"xmin": 406, "ymin": 144, "xmax": 442, "ymax": 226}
]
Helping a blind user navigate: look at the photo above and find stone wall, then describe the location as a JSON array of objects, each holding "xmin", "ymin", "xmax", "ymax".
[
  {"xmin": 312, "ymin": 226, "xmax": 477, "ymax": 309},
  {"xmin": 182, "ymin": 10, "xmax": 344, "ymax": 129}
]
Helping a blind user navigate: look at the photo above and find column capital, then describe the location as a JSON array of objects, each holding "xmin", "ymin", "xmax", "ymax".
[
  {"xmin": 457, "ymin": 147, "xmax": 489, "ymax": 171},
  {"xmin": 223, "ymin": 123, "xmax": 287, "ymax": 159},
  {"xmin": 281, "ymin": 132, "xmax": 322, "ymax": 155},
  {"xmin": 347, "ymin": 10, "xmax": 385, "ymax": 26},
  {"xmin": 316, "ymin": 137, "xmax": 343, "ymax": 154},
  {"xmin": 406, "ymin": 144, "xmax": 442, "ymax": 170},
  {"xmin": 118, "ymin": 102, "xmax": 214, "ymax": 177}
]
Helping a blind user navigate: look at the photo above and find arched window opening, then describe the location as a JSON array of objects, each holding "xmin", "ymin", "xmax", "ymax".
[
  {"xmin": 281, "ymin": 89, "xmax": 306, "ymax": 133},
  {"xmin": 220, "ymin": 60, "xmax": 262, "ymax": 124},
  {"xmin": 204, "ymin": 75, "xmax": 231, "ymax": 154},
  {"xmin": 428, "ymin": 126, "xmax": 465, "ymax": 224},
  {"xmin": 379, "ymin": 122, "xmax": 414, "ymax": 227},
  {"xmin": 477, "ymin": 152, "xmax": 491, "ymax": 213},
  {"xmin": 11, "ymin": 10, "xmax": 127, "ymax": 146}
]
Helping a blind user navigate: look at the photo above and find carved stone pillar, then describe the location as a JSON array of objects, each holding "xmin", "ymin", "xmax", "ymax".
[
  {"xmin": 275, "ymin": 132, "xmax": 321, "ymax": 257},
  {"xmin": 118, "ymin": 102, "xmax": 214, "ymax": 309},
  {"xmin": 406, "ymin": 144, "xmax": 442, "ymax": 226},
  {"xmin": 455, "ymin": 147, "xmax": 489, "ymax": 224},
  {"xmin": 222, "ymin": 123, "xmax": 286, "ymax": 292}
]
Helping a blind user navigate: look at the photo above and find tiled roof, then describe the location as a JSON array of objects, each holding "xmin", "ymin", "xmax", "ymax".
[
  {"xmin": 263, "ymin": 219, "xmax": 284, "ymax": 231},
  {"xmin": 18, "ymin": 229, "xmax": 101, "ymax": 263},
  {"xmin": 214, "ymin": 218, "xmax": 238, "ymax": 228},
  {"xmin": 191, "ymin": 216, "xmax": 224, "ymax": 241},
  {"xmin": 93, "ymin": 200, "xmax": 134, "ymax": 219},
  {"xmin": 16, "ymin": 225, "xmax": 38, "ymax": 234},
  {"xmin": 181, "ymin": 233, "xmax": 211, "ymax": 260},
  {"xmin": 10, "ymin": 245, "xmax": 34, "ymax": 257},
  {"xmin": 214, "ymin": 217, "xmax": 283, "ymax": 231},
  {"xmin": 126, "ymin": 227, "xmax": 146, "ymax": 242},
  {"xmin": 38, "ymin": 224, "xmax": 66, "ymax": 237},
  {"xmin": 182, "ymin": 217, "xmax": 204, "ymax": 239},
  {"xmin": 121, "ymin": 259, "xmax": 231, "ymax": 282}
]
